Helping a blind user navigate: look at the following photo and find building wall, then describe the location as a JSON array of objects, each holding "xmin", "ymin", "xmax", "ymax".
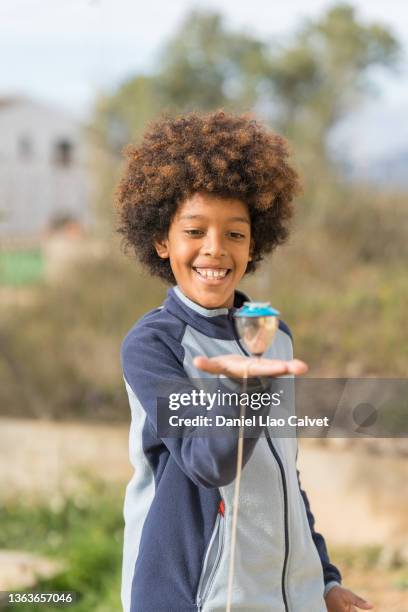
[{"xmin": 0, "ymin": 99, "xmax": 92, "ymax": 238}]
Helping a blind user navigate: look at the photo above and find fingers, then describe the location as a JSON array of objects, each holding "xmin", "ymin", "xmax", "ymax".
[
  {"xmin": 326, "ymin": 586, "xmax": 374, "ymax": 612},
  {"xmin": 345, "ymin": 590, "xmax": 374, "ymax": 610},
  {"xmin": 248, "ymin": 358, "xmax": 308, "ymax": 377},
  {"xmin": 352, "ymin": 595, "xmax": 373, "ymax": 610},
  {"xmin": 286, "ymin": 359, "xmax": 308, "ymax": 375}
]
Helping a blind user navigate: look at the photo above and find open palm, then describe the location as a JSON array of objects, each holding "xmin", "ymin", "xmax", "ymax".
[{"xmin": 193, "ymin": 354, "xmax": 308, "ymax": 378}]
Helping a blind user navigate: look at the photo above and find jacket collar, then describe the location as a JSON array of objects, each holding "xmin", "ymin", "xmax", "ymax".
[{"xmin": 164, "ymin": 285, "xmax": 250, "ymax": 340}]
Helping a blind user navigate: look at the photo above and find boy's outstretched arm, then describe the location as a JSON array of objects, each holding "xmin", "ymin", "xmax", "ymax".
[{"xmin": 122, "ymin": 326, "xmax": 307, "ymax": 489}]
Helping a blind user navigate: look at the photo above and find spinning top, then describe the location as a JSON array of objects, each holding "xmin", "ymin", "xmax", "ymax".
[{"xmin": 234, "ymin": 302, "xmax": 280, "ymax": 357}]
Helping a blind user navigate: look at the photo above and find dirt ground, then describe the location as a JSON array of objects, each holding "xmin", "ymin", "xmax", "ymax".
[
  {"xmin": 0, "ymin": 417, "xmax": 406, "ymax": 610},
  {"xmin": 0, "ymin": 417, "xmax": 132, "ymax": 501}
]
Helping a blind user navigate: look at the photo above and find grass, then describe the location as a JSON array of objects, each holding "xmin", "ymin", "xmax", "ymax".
[
  {"xmin": 330, "ymin": 544, "xmax": 408, "ymax": 610},
  {"xmin": 0, "ymin": 477, "xmax": 124, "ymax": 611},
  {"xmin": 330, "ymin": 544, "xmax": 383, "ymax": 570},
  {"xmin": 1, "ymin": 478, "xmax": 407, "ymax": 611},
  {"xmin": 0, "ymin": 249, "xmax": 44, "ymax": 286}
]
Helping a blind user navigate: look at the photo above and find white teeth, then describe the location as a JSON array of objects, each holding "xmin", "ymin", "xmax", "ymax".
[{"xmin": 195, "ymin": 268, "xmax": 228, "ymax": 279}]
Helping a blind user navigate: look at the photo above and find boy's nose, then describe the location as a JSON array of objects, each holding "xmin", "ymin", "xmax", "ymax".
[{"xmin": 202, "ymin": 233, "xmax": 227, "ymax": 258}]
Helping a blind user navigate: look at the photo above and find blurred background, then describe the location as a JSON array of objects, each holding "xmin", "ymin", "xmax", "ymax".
[{"xmin": 0, "ymin": 1, "xmax": 407, "ymax": 610}]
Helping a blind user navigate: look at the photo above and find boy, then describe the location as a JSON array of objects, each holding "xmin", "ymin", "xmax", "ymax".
[{"xmin": 115, "ymin": 111, "xmax": 373, "ymax": 611}]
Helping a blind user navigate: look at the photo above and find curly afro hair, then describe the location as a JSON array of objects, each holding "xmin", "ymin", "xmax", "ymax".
[{"xmin": 115, "ymin": 110, "xmax": 300, "ymax": 284}]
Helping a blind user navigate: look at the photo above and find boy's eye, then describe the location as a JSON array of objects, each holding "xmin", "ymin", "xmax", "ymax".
[
  {"xmin": 184, "ymin": 229, "xmax": 204, "ymax": 236},
  {"xmin": 183, "ymin": 229, "xmax": 246, "ymax": 239}
]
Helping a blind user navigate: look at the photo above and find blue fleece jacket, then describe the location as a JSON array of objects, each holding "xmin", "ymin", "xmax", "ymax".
[{"xmin": 120, "ymin": 286, "xmax": 341, "ymax": 612}]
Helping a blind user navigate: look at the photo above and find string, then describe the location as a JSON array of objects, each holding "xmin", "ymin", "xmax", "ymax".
[{"xmin": 225, "ymin": 360, "xmax": 250, "ymax": 612}]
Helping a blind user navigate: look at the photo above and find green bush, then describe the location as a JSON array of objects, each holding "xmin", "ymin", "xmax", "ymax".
[
  {"xmin": 0, "ymin": 246, "xmax": 165, "ymax": 421},
  {"xmin": 0, "ymin": 249, "xmax": 44, "ymax": 286},
  {"xmin": 1, "ymin": 477, "xmax": 124, "ymax": 612}
]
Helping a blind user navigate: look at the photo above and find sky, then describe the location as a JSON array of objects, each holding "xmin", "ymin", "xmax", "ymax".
[{"xmin": 1, "ymin": 0, "xmax": 408, "ymax": 162}]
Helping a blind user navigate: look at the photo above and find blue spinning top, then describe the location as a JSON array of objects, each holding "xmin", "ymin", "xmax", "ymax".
[{"xmin": 234, "ymin": 302, "xmax": 280, "ymax": 357}]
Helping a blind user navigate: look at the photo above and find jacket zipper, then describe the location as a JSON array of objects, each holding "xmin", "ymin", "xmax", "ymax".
[
  {"xmin": 265, "ymin": 429, "xmax": 290, "ymax": 612},
  {"xmin": 228, "ymin": 310, "xmax": 290, "ymax": 612},
  {"xmin": 196, "ymin": 504, "xmax": 225, "ymax": 609}
]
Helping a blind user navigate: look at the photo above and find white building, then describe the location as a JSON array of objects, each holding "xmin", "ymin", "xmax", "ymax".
[{"xmin": 0, "ymin": 97, "xmax": 92, "ymax": 240}]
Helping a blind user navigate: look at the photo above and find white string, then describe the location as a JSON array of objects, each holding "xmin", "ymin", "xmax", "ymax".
[{"xmin": 225, "ymin": 361, "xmax": 250, "ymax": 612}]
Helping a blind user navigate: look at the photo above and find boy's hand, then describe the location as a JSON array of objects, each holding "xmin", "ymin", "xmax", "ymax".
[
  {"xmin": 325, "ymin": 585, "xmax": 374, "ymax": 611},
  {"xmin": 193, "ymin": 354, "xmax": 308, "ymax": 378}
]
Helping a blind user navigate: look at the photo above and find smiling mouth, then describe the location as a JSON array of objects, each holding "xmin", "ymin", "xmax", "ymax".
[{"xmin": 192, "ymin": 267, "xmax": 231, "ymax": 281}]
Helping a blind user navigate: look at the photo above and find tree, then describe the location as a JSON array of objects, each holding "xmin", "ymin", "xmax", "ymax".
[
  {"xmin": 91, "ymin": 75, "xmax": 161, "ymax": 154},
  {"xmin": 92, "ymin": 4, "xmax": 399, "ymax": 160},
  {"xmin": 90, "ymin": 10, "xmax": 268, "ymax": 156},
  {"xmin": 89, "ymin": 3, "xmax": 401, "ymax": 235},
  {"xmin": 156, "ymin": 10, "xmax": 268, "ymax": 113},
  {"xmin": 263, "ymin": 3, "xmax": 399, "ymax": 149}
]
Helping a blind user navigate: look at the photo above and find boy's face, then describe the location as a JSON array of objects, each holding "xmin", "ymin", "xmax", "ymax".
[{"xmin": 155, "ymin": 192, "xmax": 253, "ymax": 309}]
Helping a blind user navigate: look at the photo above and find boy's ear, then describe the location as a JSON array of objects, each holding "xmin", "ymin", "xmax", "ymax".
[{"xmin": 154, "ymin": 238, "xmax": 170, "ymax": 259}]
